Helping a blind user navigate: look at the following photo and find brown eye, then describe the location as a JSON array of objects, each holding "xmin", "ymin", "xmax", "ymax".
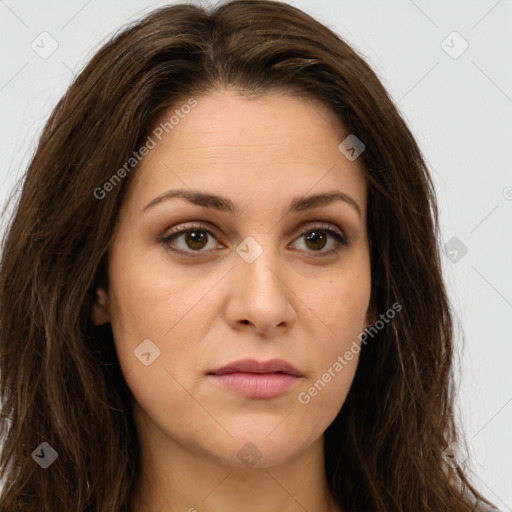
[
  {"xmin": 160, "ymin": 223, "xmax": 221, "ymax": 255},
  {"xmin": 160, "ymin": 222, "xmax": 348, "ymax": 258},
  {"xmin": 292, "ymin": 225, "xmax": 348, "ymax": 255},
  {"xmin": 181, "ymin": 230, "xmax": 209, "ymax": 250},
  {"xmin": 303, "ymin": 230, "xmax": 328, "ymax": 251}
]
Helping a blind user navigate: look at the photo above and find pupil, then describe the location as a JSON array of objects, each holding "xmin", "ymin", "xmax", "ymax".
[
  {"xmin": 305, "ymin": 231, "xmax": 326, "ymax": 250},
  {"xmin": 185, "ymin": 230, "xmax": 207, "ymax": 250},
  {"xmin": 182, "ymin": 229, "xmax": 328, "ymax": 251}
]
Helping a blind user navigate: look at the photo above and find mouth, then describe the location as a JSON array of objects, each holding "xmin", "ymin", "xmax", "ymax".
[{"xmin": 207, "ymin": 358, "xmax": 304, "ymax": 399}]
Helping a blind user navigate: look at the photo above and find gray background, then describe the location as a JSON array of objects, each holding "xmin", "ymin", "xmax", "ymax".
[{"xmin": 0, "ymin": 0, "xmax": 511, "ymax": 508}]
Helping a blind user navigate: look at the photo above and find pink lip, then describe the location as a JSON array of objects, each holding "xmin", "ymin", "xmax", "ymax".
[{"xmin": 207, "ymin": 358, "xmax": 304, "ymax": 399}]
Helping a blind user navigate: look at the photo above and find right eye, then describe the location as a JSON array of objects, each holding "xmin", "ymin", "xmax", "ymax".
[{"xmin": 160, "ymin": 222, "xmax": 224, "ymax": 256}]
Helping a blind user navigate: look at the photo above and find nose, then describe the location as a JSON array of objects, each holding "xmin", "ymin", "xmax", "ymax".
[{"xmin": 225, "ymin": 236, "xmax": 296, "ymax": 336}]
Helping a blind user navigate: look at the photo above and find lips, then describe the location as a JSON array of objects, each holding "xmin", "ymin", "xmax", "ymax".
[
  {"xmin": 207, "ymin": 358, "xmax": 304, "ymax": 399},
  {"xmin": 208, "ymin": 358, "xmax": 303, "ymax": 377}
]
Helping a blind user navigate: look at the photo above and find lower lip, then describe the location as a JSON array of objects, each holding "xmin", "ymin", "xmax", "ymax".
[{"xmin": 208, "ymin": 372, "xmax": 302, "ymax": 399}]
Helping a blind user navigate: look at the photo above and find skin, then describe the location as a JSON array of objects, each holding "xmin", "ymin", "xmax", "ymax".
[{"xmin": 93, "ymin": 89, "xmax": 374, "ymax": 512}]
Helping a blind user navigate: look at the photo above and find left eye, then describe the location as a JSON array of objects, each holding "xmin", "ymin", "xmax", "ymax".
[
  {"xmin": 293, "ymin": 226, "xmax": 348, "ymax": 254},
  {"xmin": 160, "ymin": 223, "xmax": 348, "ymax": 256}
]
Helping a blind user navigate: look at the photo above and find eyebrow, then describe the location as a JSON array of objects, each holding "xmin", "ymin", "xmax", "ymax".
[{"xmin": 142, "ymin": 188, "xmax": 362, "ymax": 218}]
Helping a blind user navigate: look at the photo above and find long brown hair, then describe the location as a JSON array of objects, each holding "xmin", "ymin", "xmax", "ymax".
[{"xmin": 0, "ymin": 1, "xmax": 498, "ymax": 510}]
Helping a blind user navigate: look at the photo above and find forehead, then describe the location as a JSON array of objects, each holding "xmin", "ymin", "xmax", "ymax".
[
  {"xmin": 125, "ymin": 90, "xmax": 367, "ymax": 217},
  {"xmin": 153, "ymin": 90, "xmax": 348, "ymax": 158}
]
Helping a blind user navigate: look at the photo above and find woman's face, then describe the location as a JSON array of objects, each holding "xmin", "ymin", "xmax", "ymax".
[{"xmin": 103, "ymin": 89, "xmax": 372, "ymax": 469}]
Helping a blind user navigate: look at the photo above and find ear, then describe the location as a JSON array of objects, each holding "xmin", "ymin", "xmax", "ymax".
[{"xmin": 91, "ymin": 287, "xmax": 111, "ymax": 326}]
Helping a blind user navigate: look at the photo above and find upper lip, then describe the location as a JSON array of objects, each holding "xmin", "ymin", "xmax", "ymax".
[{"xmin": 208, "ymin": 358, "xmax": 303, "ymax": 377}]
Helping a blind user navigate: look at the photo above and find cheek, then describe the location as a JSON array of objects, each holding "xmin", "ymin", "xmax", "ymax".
[
  {"xmin": 296, "ymin": 260, "xmax": 369, "ymax": 407},
  {"xmin": 294, "ymin": 346, "xmax": 360, "ymax": 440},
  {"xmin": 107, "ymin": 243, "xmax": 197, "ymax": 338},
  {"xmin": 108, "ymin": 269, "xmax": 169, "ymax": 346},
  {"xmin": 106, "ymin": 243, "xmax": 175, "ymax": 373},
  {"xmin": 304, "ymin": 264, "xmax": 371, "ymax": 341},
  {"xmin": 106, "ymin": 251, "xmax": 206, "ymax": 425},
  {"xmin": 106, "ymin": 244, "xmax": 223, "ymax": 382}
]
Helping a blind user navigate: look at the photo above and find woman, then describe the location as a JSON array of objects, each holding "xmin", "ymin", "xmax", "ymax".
[{"xmin": 0, "ymin": 1, "xmax": 501, "ymax": 511}]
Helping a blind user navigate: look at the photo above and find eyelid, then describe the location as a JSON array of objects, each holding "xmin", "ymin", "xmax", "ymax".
[
  {"xmin": 298, "ymin": 222, "xmax": 346, "ymax": 240},
  {"xmin": 161, "ymin": 220, "xmax": 222, "ymax": 242},
  {"xmin": 161, "ymin": 220, "xmax": 345, "ymax": 240}
]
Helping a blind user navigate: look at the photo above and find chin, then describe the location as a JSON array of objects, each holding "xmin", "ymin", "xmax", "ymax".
[{"xmin": 199, "ymin": 424, "xmax": 316, "ymax": 470}]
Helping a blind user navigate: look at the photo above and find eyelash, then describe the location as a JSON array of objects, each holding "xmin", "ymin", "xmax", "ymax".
[{"xmin": 159, "ymin": 221, "xmax": 349, "ymax": 258}]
